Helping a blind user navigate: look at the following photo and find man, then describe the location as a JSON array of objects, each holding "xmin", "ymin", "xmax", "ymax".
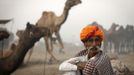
[{"xmin": 59, "ymin": 25, "xmax": 115, "ymax": 75}]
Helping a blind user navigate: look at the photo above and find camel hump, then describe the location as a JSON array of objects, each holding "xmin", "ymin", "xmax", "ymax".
[{"xmin": 36, "ymin": 11, "xmax": 55, "ymax": 27}]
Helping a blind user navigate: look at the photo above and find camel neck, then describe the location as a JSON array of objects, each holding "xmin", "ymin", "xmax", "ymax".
[{"xmin": 57, "ymin": 5, "xmax": 70, "ymax": 27}]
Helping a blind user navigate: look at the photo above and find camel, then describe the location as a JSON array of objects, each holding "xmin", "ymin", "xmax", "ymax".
[
  {"xmin": 15, "ymin": 30, "xmax": 58, "ymax": 63},
  {"xmin": 15, "ymin": 30, "xmax": 56, "ymax": 63},
  {"xmin": 102, "ymin": 23, "xmax": 119, "ymax": 53},
  {"xmin": 0, "ymin": 29, "xmax": 10, "ymax": 58},
  {"xmin": 0, "ymin": 32, "xmax": 14, "ymax": 51},
  {"xmin": 91, "ymin": 22, "xmax": 119, "ymax": 52},
  {"xmin": 0, "ymin": 43, "xmax": 16, "ymax": 59},
  {"xmin": 0, "ymin": 22, "xmax": 49, "ymax": 75},
  {"xmin": 0, "ymin": 29, "xmax": 9, "ymax": 41},
  {"xmin": 116, "ymin": 26, "xmax": 126, "ymax": 53},
  {"xmin": 37, "ymin": 0, "xmax": 81, "ymax": 52},
  {"xmin": 26, "ymin": 0, "xmax": 82, "ymax": 63},
  {"xmin": 124, "ymin": 25, "xmax": 134, "ymax": 52},
  {"xmin": 116, "ymin": 25, "xmax": 134, "ymax": 53}
]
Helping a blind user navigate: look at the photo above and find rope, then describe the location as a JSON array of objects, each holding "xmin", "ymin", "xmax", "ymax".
[
  {"xmin": 43, "ymin": 43, "xmax": 48, "ymax": 75},
  {"xmin": 10, "ymin": 18, "xmax": 14, "ymax": 32}
]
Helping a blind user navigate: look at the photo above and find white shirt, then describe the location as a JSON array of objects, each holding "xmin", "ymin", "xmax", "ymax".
[{"xmin": 59, "ymin": 55, "xmax": 96, "ymax": 71}]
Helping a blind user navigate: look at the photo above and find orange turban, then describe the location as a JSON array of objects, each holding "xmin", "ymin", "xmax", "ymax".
[{"xmin": 80, "ymin": 25, "xmax": 104, "ymax": 42}]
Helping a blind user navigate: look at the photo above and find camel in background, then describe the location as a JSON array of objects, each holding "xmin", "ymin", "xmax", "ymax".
[
  {"xmin": 0, "ymin": 29, "xmax": 9, "ymax": 41},
  {"xmin": 0, "ymin": 22, "xmax": 48, "ymax": 75},
  {"xmin": 91, "ymin": 22, "xmax": 119, "ymax": 53},
  {"xmin": 0, "ymin": 29, "xmax": 10, "ymax": 58},
  {"xmin": 94, "ymin": 22, "xmax": 119, "ymax": 52},
  {"xmin": 104, "ymin": 23, "xmax": 119, "ymax": 52},
  {"xmin": 27, "ymin": 0, "xmax": 82, "ymax": 63}
]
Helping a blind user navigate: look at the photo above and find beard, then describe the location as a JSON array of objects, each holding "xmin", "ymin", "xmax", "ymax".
[{"xmin": 87, "ymin": 46, "xmax": 100, "ymax": 51}]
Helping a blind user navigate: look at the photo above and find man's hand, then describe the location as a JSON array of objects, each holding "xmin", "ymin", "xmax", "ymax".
[
  {"xmin": 69, "ymin": 61, "xmax": 86, "ymax": 70},
  {"xmin": 76, "ymin": 62, "xmax": 86, "ymax": 70},
  {"xmin": 69, "ymin": 60, "xmax": 79, "ymax": 65}
]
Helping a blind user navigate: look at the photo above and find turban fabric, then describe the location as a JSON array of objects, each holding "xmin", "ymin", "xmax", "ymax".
[{"xmin": 80, "ymin": 25, "xmax": 104, "ymax": 42}]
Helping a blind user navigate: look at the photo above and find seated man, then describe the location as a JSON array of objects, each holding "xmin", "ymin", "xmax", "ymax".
[{"xmin": 59, "ymin": 25, "xmax": 115, "ymax": 75}]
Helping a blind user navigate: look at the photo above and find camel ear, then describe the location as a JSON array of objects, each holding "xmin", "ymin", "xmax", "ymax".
[{"xmin": 26, "ymin": 22, "xmax": 31, "ymax": 29}]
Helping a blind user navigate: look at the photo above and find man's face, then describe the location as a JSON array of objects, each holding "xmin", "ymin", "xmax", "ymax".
[{"xmin": 84, "ymin": 36, "xmax": 101, "ymax": 51}]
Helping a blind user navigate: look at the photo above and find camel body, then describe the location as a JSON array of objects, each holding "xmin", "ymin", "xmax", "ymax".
[
  {"xmin": 27, "ymin": 0, "xmax": 82, "ymax": 62},
  {"xmin": 0, "ymin": 22, "xmax": 49, "ymax": 75}
]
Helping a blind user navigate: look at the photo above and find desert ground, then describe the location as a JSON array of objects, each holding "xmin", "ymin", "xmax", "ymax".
[{"xmin": 11, "ymin": 42, "xmax": 134, "ymax": 75}]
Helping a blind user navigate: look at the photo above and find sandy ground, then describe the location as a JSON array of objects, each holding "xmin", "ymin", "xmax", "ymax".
[{"xmin": 10, "ymin": 42, "xmax": 134, "ymax": 75}]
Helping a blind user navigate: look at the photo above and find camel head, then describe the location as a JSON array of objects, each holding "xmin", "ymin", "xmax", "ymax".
[
  {"xmin": 26, "ymin": 22, "xmax": 51, "ymax": 39},
  {"xmin": 17, "ymin": 22, "xmax": 50, "ymax": 45},
  {"xmin": 26, "ymin": 22, "xmax": 45, "ymax": 39},
  {"xmin": 0, "ymin": 30, "xmax": 10, "ymax": 40},
  {"xmin": 65, "ymin": 0, "xmax": 81, "ymax": 8},
  {"xmin": 18, "ymin": 22, "xmax": 45, "ymax": 44},
  {"xmin": 111, "ymin": 23, "xmax": 119, "ymax": 28}
]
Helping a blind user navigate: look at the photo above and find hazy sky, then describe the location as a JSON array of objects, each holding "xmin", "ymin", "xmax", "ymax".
[{"xmin": 0, "ymin": 0, "xmax": 134, "ymax": 43}]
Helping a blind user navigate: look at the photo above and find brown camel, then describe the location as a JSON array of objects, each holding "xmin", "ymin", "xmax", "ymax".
[
  {"xmin": 16, "ymin": 31, "xmax": 59, "ymax": 63},
  {"xmin": 26, "ymin": 0, "xmax": 82, "ymax": 63},
  {"xmin": 102, "ymin": 23, "xmax": 119, "ymax": 52},
  {"xmin": 0, "ymin": 30, "xmax": 9, "ymax": 41},
  {"xmin": 91, "ymin": 22, "xmax": 119, "ymax": 52},
  {"xmin": 16, "ymin": 30, "xmax": 60, "ymax": 63},
  {"xmin": 0, "ymin": 43, "xmax": 16, "ymax": 59},
  {"xmin": 0, "ymin": 22, "xmax": 49, "ymax": 75},
  {"xmin": 0, "ymin": 29, "xmax": 10, "ymax": 58}
]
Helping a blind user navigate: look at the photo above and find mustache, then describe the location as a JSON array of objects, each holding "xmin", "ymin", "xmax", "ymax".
[{"xmin": 87, "ymin": 46, "xmax": 100, "ymax": 51}]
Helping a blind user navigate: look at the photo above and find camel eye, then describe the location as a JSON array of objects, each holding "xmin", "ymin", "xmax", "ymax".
[{"xmin": 29, "ymin": 32, "xmax": 33, "ymax": 37}]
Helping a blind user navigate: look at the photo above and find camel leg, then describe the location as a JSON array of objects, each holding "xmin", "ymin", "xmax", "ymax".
[
  {"xmin": 49, "ymin": 36, "xmax": 59, "ymax": 63},
  {"xmin": 55, "ymin": 32, "xmax": 64, "ymax": 53},
  {"xmin": 44, "ymin": 36, "xmax": 58, "ymax": 63}
]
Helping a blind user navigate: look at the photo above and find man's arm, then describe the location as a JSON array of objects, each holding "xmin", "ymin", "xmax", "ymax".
[
  {"xmin": 59, "ymin": 56, "xmax": 87, "ymax": 71},
  {"xmin": 75, "ymin": 62, "xmax": 86, "ymax": 70},
  {"xmin": 59, "ymin": 57, "xmax": 79, "ymax": 71},
  {"xmin": 83, "ymin": 61, "xmax": 95, "ymax": 75}
]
